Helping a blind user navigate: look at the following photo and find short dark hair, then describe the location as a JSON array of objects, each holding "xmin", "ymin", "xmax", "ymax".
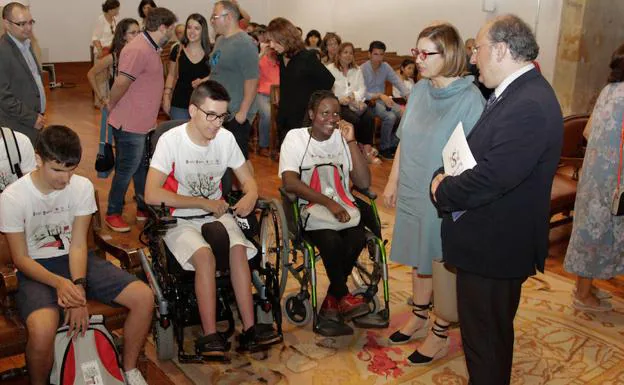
[
  {"xmin": 35, "ymin": 126, "xmax": 82, "ymax": 167},
  {"xmin": 368, "ymin": 40, "xmax": 386, "ymax": 53},
  {"xmin": 190, "ymin": 80, "xmax": 231, "ymax": 107},
  {"xmin": 488, "ymin": 14, "xmax": 539, "ymax": 62},
  {"xmin": 418, "ymin": 23, "xmax": 466, "ymax": 77},
  {"xmin": 144, "ymin": 7, "xmax": 177, "ymax": 32},
  {"xmin": 215, "ymin": 1, "xmax": 240, "ymax": 22},
  {"xmin": 608, "ymin": 43, "xmax": 624, "ymax": 83},
  {"xmin": 2, "ymin": 2, "xmax": 27, "ymax": 20},
  {"xmin": 267, "ymin": 17, "xmax": 305, "ymax": 58},
  {"xmin": 101, "ymin": 0, "xmax": 120, "ymax": 13},
  {"xmin": 137, "ymin": 0, "xmax": 157, "ymax": 19},
  {"xmin": 303, "ymin": 90, "xmax": 339, "ymax": 126},
  {"xmin": 399, "ymin": 59, "xmax": 415, "ymax": 73},
  {"xmin": 305, "ymin": 29, "xmax": 321, "ymax": 46}
]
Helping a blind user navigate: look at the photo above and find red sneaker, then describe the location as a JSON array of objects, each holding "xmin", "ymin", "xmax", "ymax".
[
  {"xmin": 105, "ymin": 214, "xmax": 131, "ymax": 232},
  {"xmin": 136, "ymin": 209, "xmax": 149, "ymax": 222},
  {"xmin": 338, "ymin": 294, "xmax": 370, "ymax": 320},
  {"xmin": 320, "ymin": 294, "xmax": 339, "ymax": 320}
]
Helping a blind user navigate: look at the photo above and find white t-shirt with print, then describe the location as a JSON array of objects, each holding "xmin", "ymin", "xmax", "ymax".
[
  {"xmin": 279, "ymin": 127, "xmax": 354, "ymax": 205},
  {"xmin": 149, "ymin": 123, "xmax": 246, "ymax": 217},
  {"xmin": 0, "ymin": 131, "xmax": 36, "ymax": 191},
  {"xmin": 0, "ymin": 174, "xmax": 97, "ymax": 260}
]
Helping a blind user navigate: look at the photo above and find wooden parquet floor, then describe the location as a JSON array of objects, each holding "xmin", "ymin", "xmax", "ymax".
[{"xmin": 0, "ymin": 62, "xmax": 622, "ymax": 384}]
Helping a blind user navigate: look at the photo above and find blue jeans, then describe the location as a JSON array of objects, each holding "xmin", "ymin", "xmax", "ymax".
[
  {"xmin": 169, "ymin": 106, "xmax": 190, "ymax": 120},
  {"xmin": 370, "ymin": 100, "xmax": 401, "ymax": 151},
  {"xmin": 107, "ymin": 126, "xmax": 147, "ymax": 215},
  {"xmin": 255, "ymin": 93, "xmax": 271, "ymax": 148}
]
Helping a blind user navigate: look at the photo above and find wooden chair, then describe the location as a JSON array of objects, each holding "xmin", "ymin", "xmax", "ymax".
[
  {"xmin": 0, "ymin": 191, "xmax": 145, "ymax": 377},
  {"xmin": 549, "ymin": 114, "xmax": 589, "ymax": 228}
]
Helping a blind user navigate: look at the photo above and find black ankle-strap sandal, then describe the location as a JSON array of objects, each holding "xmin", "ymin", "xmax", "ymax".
[
  {"xmin": 431, "ymin": 321, "xmax": 450, "ymax": 339},
  {"xmin": 388, "ymin": 303, "xmax": 431, "ymax": 344},
  {"xmin": 411, "ymin": 302, "xmax": 432, "ymax": 320}
]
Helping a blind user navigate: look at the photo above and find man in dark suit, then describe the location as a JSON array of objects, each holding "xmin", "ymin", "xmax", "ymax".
[
  {"xmin": 431, "ymin": 15, "xmax": 563, "ymax": 385},
  {"xmin": 0, "ymin": 2, "xmax": 46, "ymax": 143}
]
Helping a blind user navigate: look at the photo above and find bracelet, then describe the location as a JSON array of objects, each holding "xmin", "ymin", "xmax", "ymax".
[{"xmin": 347, "ymin": 139, "xmax": 357, "ymax": 145}]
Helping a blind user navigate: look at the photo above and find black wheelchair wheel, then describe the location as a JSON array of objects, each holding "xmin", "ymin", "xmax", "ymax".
[
  {"xmin": 283, "ymin": 292, "xmax": 313, "ymax": 326},
  {"xmin": 351, "ymin": 236, "xmax": 381, "ymax": 289},
  {"xmin": 260, "ymin": 199, "xmax": 290, "ymax": 298}
]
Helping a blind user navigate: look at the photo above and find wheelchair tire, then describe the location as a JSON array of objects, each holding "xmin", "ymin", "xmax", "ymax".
[
  {"xmin": 260, "ymin": 199, "xmax": 290, "ymax": 298},
  {"xmin": 153, "ymin": 320, "xmax": 176, "ymax": 361},
  {"xmin": 283, "ymin": 292, "xmax": 313, "ymax": 326},
  {"xmin": 352, "ymin": 287, "xmax": 381, "ymax": 315}
]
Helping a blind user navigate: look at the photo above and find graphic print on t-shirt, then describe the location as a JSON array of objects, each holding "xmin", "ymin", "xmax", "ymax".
[
  {"xmin": 186, "ymin": 172, "xmax": 221, "ymax": 199},
  {"xmin": 30, "ymin": 204, "xmax": 72, "ymax": 252}
]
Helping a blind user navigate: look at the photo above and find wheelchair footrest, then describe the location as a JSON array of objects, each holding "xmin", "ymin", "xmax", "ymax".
[{"xmin": 352, "ymin": 312, "xmax": 390, "ymax": 329}]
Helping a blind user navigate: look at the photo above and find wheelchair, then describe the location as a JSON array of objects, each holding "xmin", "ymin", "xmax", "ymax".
[
  {"xmin": 136, "ymin": 120, "xmax": 283, "ymax": 363},
  {"xmin": 258, "ymin": 184, "xmax": 391, "ymax": 335}
]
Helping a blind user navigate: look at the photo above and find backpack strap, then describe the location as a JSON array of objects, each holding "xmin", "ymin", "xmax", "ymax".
[{"xmin": 0, "ymin": 126, "xmax": 23, "ymax": 178}]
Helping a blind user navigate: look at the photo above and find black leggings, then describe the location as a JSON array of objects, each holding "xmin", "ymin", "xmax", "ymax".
[
  {"xmin": 340, "ymin": 105, "xmax": 375, "ymax": 146},
  {"xmin": 306, "ymin": 223, "xmax": 366, "ymax": 299}
]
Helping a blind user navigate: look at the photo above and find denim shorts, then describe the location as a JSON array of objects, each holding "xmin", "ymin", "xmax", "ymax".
[{"xmin": 15, "ymin": 253, "xmax": 138, "ymax": 322}]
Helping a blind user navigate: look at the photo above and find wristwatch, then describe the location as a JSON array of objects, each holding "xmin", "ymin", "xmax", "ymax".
[{"xmin": 73, "ymin": 277, "xmax": 87, "ymax": 290}]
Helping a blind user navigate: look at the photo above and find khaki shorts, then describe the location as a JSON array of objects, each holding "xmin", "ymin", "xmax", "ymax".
[{"xmin": 163, "ymin": 214, "xmax": 256, "ymax": 271}]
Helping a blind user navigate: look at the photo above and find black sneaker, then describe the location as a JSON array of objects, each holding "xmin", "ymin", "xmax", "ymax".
[
  {"xmin": 195, "ymin": 333, "xmax": 228, "ymax": 358},
  {"xmin": 237, "ymin": 325, "xmax": 266, "ymax": 353},
  {"xmin": 313, "ymin": 314, "xmax": 354, "ymax": 337},
  {"xmin": 255, "ymin": 323, "xmax": 282, "ymax": 346}
]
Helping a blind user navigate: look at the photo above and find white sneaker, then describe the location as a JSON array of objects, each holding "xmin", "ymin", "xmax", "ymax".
[{"xmin": 125, "ymin": 368, "xmax": 148, "ymax": 385}]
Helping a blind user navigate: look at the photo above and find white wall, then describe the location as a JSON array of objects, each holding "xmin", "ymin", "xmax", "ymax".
[
  {"xmin": 29, "ymin": 0, "xmax": 268, "ymax": 63},
  {"xmin": 28, "ymin": 0, "xmax": 562, "ymax": 82}
]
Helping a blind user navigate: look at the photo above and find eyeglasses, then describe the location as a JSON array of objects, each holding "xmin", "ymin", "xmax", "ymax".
[
  {"xmin": 210, "ymin": 12, "xmax": 229, "ymax": 22},
  {"xmin": 411, "ymin": 48, "xmax": 440, "ymax": 61},
  {"xmin": 471, "ymin": 43, "xmax": 491, "ymax": 55},
  {"xmin": 7, "ymin": 19, "xmax": 36, "ymax": 28},
  {"xmin": 193, "ymin": 104, "xmax": 230, "ymax": 123}
]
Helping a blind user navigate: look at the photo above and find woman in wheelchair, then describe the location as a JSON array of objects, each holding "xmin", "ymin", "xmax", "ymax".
[
  {"xmin": 145, "ymin": 81, "xmax": 279, "ymax": 358},
  {"xmin": 279, "ymin": 90, "xmax": 373, "ymax": 336}
]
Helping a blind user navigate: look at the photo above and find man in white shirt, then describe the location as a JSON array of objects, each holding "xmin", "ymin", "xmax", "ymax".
[
  {"xmin": 0, "ymin": 125, "xmax": 153, "ymax": 385},
  {"xmin": 145, "ymin": 80, "xmax": 279, "ymax": 357}
]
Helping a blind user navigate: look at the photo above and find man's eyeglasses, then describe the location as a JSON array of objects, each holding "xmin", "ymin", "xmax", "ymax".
[
  {"xmin": 193, "ymin": 104, "xmax": 230, "ymax": 123},
  {"xmin": 471, "ymin": 44, "xmax": 491, "ymax": 56},
  {"xmin": 210, "ymin": 12, "xmax": 229, "ymax": 22},
  {"xmin": 411, "ymin": 48, "xmax": 440, "ymax": 61},
  {"xmin": 7, "ymin": 19, "xmax": 36, "ymax": 28}
]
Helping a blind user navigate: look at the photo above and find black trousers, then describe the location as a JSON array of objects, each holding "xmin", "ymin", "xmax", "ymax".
[
  {"xmin": 306, "ymin": 223, "xmax": 366, "ymax": 298},
  {"xmin": 457, "ymin": 268, "xmax": 527, "ymax": 385},
  {"xmin": 340, "ymin": 105, "xmax": 375, "ymax": 145}
]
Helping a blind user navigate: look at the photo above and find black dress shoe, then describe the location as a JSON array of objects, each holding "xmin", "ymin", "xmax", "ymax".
[
  {"xmin": 255, "ymin": 323, "xmax": 282, "ymax": 346},
  {"xmin": 314, "ymin": 314, "xmax": 354, "ymax": 337}
]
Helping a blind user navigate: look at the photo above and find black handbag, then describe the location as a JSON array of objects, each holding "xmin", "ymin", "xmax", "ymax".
[
  {"xmin": 612, "ymin": 115, "xmax": 624, "ymax": 216},
  {"xmin": 95, "ymin": 108, "xmax": 115, "ymax": 177}
]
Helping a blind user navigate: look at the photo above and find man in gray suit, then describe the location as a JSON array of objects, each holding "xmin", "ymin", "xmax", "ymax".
[{"xmin": 0, "ymin": 2, "xmax": 46, "ymax": 143}]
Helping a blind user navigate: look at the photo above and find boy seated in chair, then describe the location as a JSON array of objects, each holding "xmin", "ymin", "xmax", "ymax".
[
  {"xmin": 0, "ymin": 125, "xmax": 154, "ymax": 385},
  {"xmin": 144, "ymin": 80, "xmax": 279, "ymax": 358}
]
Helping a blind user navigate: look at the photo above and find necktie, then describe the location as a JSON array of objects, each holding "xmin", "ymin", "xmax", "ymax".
[{"xmin": 484, "ymin": 92, "xmax": 498, "ymax": 111}]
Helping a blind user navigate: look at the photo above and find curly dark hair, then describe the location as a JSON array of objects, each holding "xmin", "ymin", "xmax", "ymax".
[
  {"xmin": 302, "ymin": 90, "xmax": 339, "ymax": 126},
  {"xmin": 111, "ymin": 18, "xmax": 139, "ymax": 57},
  {"xmin": 266, "ymin": 17, "xmax": 305, "ymax": 58},
  {"xmin": 101, "ymin": 0, "xmax": 120, "ymax": 13}
]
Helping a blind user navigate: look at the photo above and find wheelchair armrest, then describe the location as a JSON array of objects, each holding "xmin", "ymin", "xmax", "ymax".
[
  {"xmin": 352, "ymin": 186, "xmax": 377, "ymax": 200},
  {"xmin": 279, "ymin": 187, "xmax": 297, "ymax": 204}
]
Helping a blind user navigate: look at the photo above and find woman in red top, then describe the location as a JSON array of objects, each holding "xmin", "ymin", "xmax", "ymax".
[{"xmin": 256, "ymin": 41, "xmax": 280, "ymax": 157}]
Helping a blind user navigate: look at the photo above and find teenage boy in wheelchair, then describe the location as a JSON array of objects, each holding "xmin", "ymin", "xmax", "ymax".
[
  {"xmin": 279, "ymin": 90, "xmax": 377, "ymax": 336},
  {"xmin": 144, "ymin": 81, "xmax": 280, "ymax": 358}
]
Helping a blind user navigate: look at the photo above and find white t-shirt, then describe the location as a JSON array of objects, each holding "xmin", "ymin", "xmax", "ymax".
[
  {"xmin": 0, "ymin": 130, "xmax": 36, "ymax": 191},
  {"xmin": 392, "ymin": 78, "xmax": 414, "ymax": 98},
  {"xmin": 150, "ymin": 123, "xmax": 246, "ymax": 217},
  {"xmin": 279, "ymin": 127, "xmax": 354, "ymax": 204},
  {"xmin": 326, "ymin": 63, "xmax": 366, "ymax": 102},
  {"xmin": 0, "ymin": 174, "xmax": 96, "ymax": 260}
]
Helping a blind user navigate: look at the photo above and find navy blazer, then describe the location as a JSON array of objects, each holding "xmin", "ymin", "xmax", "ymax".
[
  {"xmin": 433, "ymin": 68, "xmax": 563, "ymax": 279},
  {"xmin": 0, "ymin": 33, "xmax": 43, "ymax": 143}
]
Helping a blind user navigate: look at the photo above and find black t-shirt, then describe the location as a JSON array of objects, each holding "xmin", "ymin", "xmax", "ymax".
[{"xmin": 170, "ymin": 44, "xmax": 211, "ymax": 108}]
